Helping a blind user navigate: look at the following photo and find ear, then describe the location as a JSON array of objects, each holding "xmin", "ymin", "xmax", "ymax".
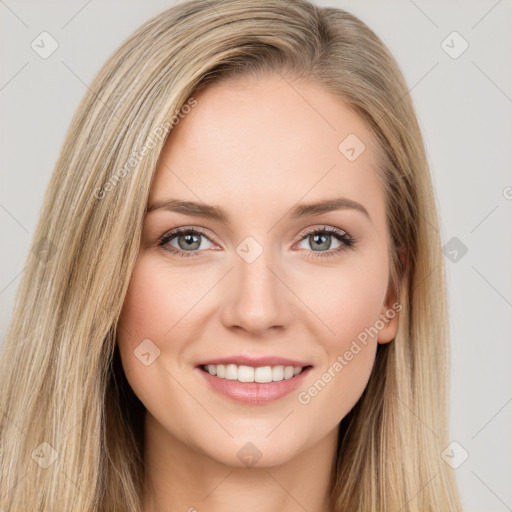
[{"xmin": 378, "ymin": 246, "xmax": 407, "ymax": 344}]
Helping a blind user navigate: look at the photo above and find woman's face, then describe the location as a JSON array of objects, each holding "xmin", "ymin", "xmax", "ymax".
[{"xmin": 117, "ymin": 74, "xmax": 400, "ymax": 468}]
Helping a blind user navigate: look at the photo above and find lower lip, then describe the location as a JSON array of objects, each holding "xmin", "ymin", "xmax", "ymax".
[{"xmin": 196, "ymin": 366, "xmax": 313, "ymax": 404}]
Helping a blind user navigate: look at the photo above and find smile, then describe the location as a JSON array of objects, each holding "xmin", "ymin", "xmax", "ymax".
[{"xmin": 196, "ymin": 363, "xmax": 313, "ymax": 404}]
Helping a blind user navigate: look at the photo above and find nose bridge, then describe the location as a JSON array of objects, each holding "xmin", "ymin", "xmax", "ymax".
[{"xmin": 220, "ymin": 236, "xmax": 291, "ymax": 333}]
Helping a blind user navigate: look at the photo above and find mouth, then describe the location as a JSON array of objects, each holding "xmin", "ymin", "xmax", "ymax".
[{"xmin": 195, "ymin": 361, "xmax": 314, "ymax": 404}]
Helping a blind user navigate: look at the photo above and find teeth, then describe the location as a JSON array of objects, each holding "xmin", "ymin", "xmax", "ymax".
[
  {"xmin": 284, "ymin": 366, "xmax": 294, "ymax": 379},
  {"xmin": 238, "ymin": 365, "xmax": 254, "ymax": 382},
  {"xmin": 254, "ymin": 366, "xmax": 272, "ymax": 383},
  {"xmin": 225, "ymin": 364, "xmax": 238, "ymax": 380},
  {"xmin": 272, "ymin": 366, "xmax": 284, "ymax": 381},
  {"xmin": 203, "ymin": 364, "xmax": 305, "ymax": 383}
]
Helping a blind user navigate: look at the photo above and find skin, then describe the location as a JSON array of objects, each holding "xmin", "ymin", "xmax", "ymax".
[{"xmin": 117, "ymin": 73, "xmax": 400, "ymax": 512}]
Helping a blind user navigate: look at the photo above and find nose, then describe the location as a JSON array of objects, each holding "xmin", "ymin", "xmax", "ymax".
[{"xmin": 219, "ymin": 247, "xmax": 293, "ymax": 336}]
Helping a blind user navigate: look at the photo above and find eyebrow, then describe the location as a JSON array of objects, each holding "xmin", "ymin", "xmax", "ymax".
[{"xmin": 147, "ymin": 197, "xmax": 370, "ymax": 223}]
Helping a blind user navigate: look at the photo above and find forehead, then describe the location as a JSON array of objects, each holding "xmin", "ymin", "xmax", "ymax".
[{"xmin": 149, "ymin": 74, "xmax": 385, "ymax": 227}]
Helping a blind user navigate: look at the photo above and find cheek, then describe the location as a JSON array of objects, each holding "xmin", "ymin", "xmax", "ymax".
[
  {"xmin": 332, "ymin": 267, "xmax": 387, "ymax": 342},
  {"xmin": 118, "ymin": 260, "xmax": 167, "ymax": 340},
  {"xmin": 116, "ymin": 256, "xmax": 205, "ymax": 431},
  {"xmin": 294, "ymin": 249, "xmax": 389, "ymax": 413},
  {"xmin": 118, "ymin": 254, "xmax": 204, "ymax": 342},
  {"xmin": 301, "ymin": 247, "xmax": 390, "ymax": 347},
  {"xmin": 116, "ymin": 254, "xmax": 218, "ymax": 395},
  {"xmin": 116, "ymin": 257, "xmax": 182, "ymax": 394}
]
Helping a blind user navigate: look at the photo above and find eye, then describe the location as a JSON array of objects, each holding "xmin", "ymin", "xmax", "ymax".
[
  {"xmin": 158, "ymin": 227, "xmax": 215, "ymax": 258},
  {"xmin": 295, "ymin": 226, "xmax": 355, "ymax": 258},
  {"xmin": 158, "ymin": 225, "xmax": 356, "ymax": 259}
]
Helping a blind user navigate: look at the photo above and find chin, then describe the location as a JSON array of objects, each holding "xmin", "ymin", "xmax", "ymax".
[{"xmin": 203, "ymin": 435, "xmax": 307, "ymax": 469}]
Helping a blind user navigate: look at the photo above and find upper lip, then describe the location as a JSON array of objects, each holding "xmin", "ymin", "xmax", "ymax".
[{"xmin": 196, "ymin": 355, "xmax": 312, "ymax": 368}]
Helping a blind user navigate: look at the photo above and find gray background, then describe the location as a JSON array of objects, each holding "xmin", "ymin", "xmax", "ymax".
[{"xmin": 1, "ymin": 1, "xmax": 511, "ymax": 510}]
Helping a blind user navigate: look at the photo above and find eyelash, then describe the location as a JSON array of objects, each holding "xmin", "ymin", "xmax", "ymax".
[{"xmin": 158, "ymin": 226, "xmax": 356, "ymax": 259}]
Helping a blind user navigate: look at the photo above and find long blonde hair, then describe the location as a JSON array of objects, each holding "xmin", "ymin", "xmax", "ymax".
[{"xmin": 0, "ymin": 0, "xmax": 462, "ymax": 510}]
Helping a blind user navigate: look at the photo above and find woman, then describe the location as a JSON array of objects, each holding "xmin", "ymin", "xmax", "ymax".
[{"xmin": 0, "ymin": 0, "xmax": 463, "ymax": 510}]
